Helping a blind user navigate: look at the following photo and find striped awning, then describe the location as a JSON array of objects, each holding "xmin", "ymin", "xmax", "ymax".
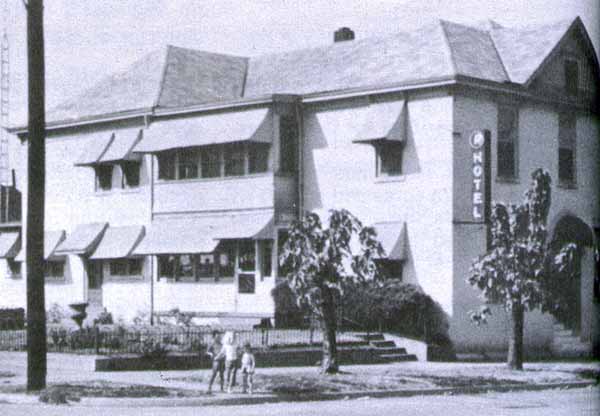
[
  {"xmin": 90, "ymin": 225, "xmax": 145, "ymax": 259},
  {"xmin": 99, "ymin": 129, "xmax": 143, "ymax": 163},
  {"xmin": 75, "ymin": 133, "xmax": 114, "ymax": 166},
  {"xmin": 133, "ymin": 213, "xmax": 274, "ymax": 255},
  {"xmin": 352, "ymin": 100, "xmax": 407, "ymax": 143},
  {"xmin": 54, "ymin": 222, "xmax": 108, "ymax": 255},
  {"xmin": 133, "ymin": 108, "xmax": 273, "ymax": 153},
  {"xmin": 15, "ymin": 230, "xmax": 66, "ymax": 261},
  {"xmin": 0, "ymin": 232, "xmax": 20, "ymax": 258},
  {"xmin": 373, "ymin": 221, "xmax": 408, "ymax": 260}
]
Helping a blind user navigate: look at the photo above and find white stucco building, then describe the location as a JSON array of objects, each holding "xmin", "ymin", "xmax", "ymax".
[{"xmin": 0, "ymin": 17, "xmax": 598, "ymax": 356}]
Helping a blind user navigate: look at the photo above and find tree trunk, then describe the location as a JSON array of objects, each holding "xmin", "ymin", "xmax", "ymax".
[
  {"xmin": 320, "ymin": 286, "xmax": 338, "ymax": 374},
  {"xmin": 507, "ymin": 304, "xmax": 524, "ymax": 370},
  {"xmin": 25, "ymin": 0, "xmax": 47, "ymax": 392}
]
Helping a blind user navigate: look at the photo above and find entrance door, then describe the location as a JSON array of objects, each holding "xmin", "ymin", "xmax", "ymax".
[
  {"xmin": 237, "ymin": 240, "xmax": 256, "ymax": 294},
  {"xmin": 87, "ymin": 260, "xmax": 103, "ymax": 307}
]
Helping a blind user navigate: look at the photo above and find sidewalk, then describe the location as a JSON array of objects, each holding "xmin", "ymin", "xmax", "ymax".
[{"xmin": 0, "ymin": 352, "xmax": 597, "ymax": 407}]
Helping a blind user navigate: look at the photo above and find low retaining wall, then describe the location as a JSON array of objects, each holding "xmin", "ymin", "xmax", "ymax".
[{"xmin": 95, "ymin": 347, "xmax": 386, "ymax": 372}]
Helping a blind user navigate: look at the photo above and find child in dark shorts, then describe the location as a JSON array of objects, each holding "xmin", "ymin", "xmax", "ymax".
[{"xmin": 206, "ymin": 331, "xmax": 224, "ymax": 394}]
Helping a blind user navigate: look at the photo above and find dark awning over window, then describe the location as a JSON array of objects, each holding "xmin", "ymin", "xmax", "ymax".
[
  {"xmin": 133, "ymin": 108, "xmax": 272, "ymax": 153},
  {"xmin": 373, "ymin": 221, "xmax": 407, "ymax": 260},
  {"xmin": 54, "ymin": 223, "xmax": 108, "ymax": 255},
  {"xmin": 90, "ymin": 225, "xmax": 145, "ymax": 259},
  {"xmin": 352, "ymin": 100, "xmax": 407, "ymax": 143}
]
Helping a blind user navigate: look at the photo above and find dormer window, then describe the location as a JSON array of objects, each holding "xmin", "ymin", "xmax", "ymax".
[{"xmin": 565, "ymin": 59, "xmax": 579, "ymax": 96}]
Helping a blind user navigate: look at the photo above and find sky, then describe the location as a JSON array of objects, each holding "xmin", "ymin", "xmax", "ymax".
[{"xmin": 1, "ymin": 0, "xmax": 599, "ymax": 125}]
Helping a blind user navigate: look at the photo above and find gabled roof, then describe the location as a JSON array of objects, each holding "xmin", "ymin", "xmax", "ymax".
[
  {"xmin": 41, "ymin": 17, "xmax": 596, "ymax": 127},
  {"xmin": 490, "ymin": 18, "xmax": 575, "ymax": 84}
]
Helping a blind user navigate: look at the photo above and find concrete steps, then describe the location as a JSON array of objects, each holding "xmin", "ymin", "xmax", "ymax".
[{"xmin": 356, "ymin": 332, "xmax": 418, "ymax": 363}]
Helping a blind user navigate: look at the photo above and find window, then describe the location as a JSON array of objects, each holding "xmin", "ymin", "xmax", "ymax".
[
  {"xmin": 238, "ymin": 240, "xmax": 256, "ymax": 294},
  {"xmin": 217, "ymin": 242, "xmax": 236, "ymax": 280},
  {"xmin": 197, "ymin": 254, "xmax": 215, "ymax": 278},
  {"xmin": 44, "ymin": 261, "xmax": 65, "ymax": 279},
  {"xmin": 224, "ymin": 143, "xmax": 246, "ymax": 176},
  {"xmin": 261, "ymin": 240, "xmax": 273, "ymax": 278},
  {"xmin": 121, "ymin": 161, "xmax": 141, "ymax": 188},
  {"xmin": 279, "ymin": 116, "xmax": 298, "ymax": 174},
  {"xmin": 558, "ymin": 113, "xmax": 576, "ymax": 185},
  {"xmin": 565, "ymin": 59, "xmax": 579, "ymax": 96},
  {"xmin": 157, "ymin": 151, "xmax": 176, "ymax": 180},
  {"xmin": 109, "ymin": 259, "xmax": 127, "ymax": 276},
  {"xmin": 95, "ymin": 165, "xmax": 113, "ymax": 191},
  {"xmin": 497, "ymin": 106, "xmax": 518, "ymax": 179},
  {"xmin": 178, "ymin": 150, "xmax": 199, "ymax": 179},
  {"xmin": 109, "ymin": 258, "xmax": 143, "ymax": 276},
  {"xmin": 158, "ymin": 255, "xmax": 176, "ymax": 279},
  {"xmin": 248, "ymin": 143, "xmax": 269, "ymax": 174},
  {"xmin": 7, "ymin": 259, "xmax": 21, "ymax": 278},
  {"xmin": 376, "ymin": 142, "xmax": 403, "ymax": 176},
  {"xmin": 375, "ymin": 259, "xmax": 403, "ymax": 280},
  {"xmin": 201, "ymin": 147, "xmax": 221, "ymax": 178}
]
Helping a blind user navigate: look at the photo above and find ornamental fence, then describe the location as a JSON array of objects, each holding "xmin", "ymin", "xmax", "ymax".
[{"xmin": 0, "ymin": 326, "xmax": 367, "ymax": 356}]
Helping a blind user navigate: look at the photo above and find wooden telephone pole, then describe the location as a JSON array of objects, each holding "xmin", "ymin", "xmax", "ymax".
[{"xmin": 25, "ymin": 0, "xmax": 47, "ymax": 391}]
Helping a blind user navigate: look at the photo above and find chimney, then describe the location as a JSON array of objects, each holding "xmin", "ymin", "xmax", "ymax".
[{"xmin": 334, "ymin": 27, "xmax": 355, "ymax": 43}]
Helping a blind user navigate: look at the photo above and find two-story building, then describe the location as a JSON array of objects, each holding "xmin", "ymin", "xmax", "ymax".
[{"xmin": 0, "ymin": 17, "xmax": 598, "ymax": 356}]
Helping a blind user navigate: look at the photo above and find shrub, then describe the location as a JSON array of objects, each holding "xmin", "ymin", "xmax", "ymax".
[
  {"xmin": 132, "ymin": 311, "xmax": 149, "ymax": 326},
  {"xmin": 140, "ymin": 338, "xmax": 169, "ymax": 360},
  {"xmin": 93, "ymin": 308, "xmax": 114, "ymax": 326},
  {"xmin": 341, "ymin": 280, "xmax": 453, "ymax": 349},
  {"xmin": 271, "ymin": 281, "xmax": 309, "ymax": 328}
]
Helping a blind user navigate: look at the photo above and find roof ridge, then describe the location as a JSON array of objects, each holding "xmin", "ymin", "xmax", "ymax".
[
  {"xmin": 437, "ymin": 20, "xmax": 458, "ymax": 77},
  {"xmin": 153, "ymin": 45, "xmax": 172, "ymax": 108},
  {"xmin": 485, "ymin": 26, "xmax": 511, "ymax": 81}
]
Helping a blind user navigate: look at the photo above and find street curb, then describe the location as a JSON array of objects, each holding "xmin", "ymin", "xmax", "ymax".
[
  {"xmin": 2, "ymin": 380, "xmax": 594, "ymax": 408},
  {"xmin": 196, "ymin": 380, "xmax": 597, "ymax": 407}
]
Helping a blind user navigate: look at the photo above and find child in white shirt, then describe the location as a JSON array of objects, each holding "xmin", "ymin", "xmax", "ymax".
[
  {"xmin": 240, "ymin": 342, "xmax": 256, "ymax": 394},
  {"xmin": 215, "ymin": 331, "xmax": 238, "ymax": 393}
]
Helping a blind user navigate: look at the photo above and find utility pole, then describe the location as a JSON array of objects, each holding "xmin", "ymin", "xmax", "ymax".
[{"xmin": 25, "ymin": 0, "xmax": 46, "ymax": 391}]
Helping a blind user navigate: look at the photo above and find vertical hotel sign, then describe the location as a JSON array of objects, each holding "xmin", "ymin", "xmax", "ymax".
[{"xmin": 469, "ymin": 130, "xmax": 491, "ymax": 223}]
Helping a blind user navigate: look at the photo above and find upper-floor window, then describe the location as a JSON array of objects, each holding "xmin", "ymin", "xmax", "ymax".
[
  {"xmin": 376, "ymin": 141, "xmax": 404, "ymax": 177},
  {"xmin": 249, "ymin": 143, "xmax": 270, "ymax": 174},
  {"xmin": 497, "ymin": 106, "xmax": 519, "ymax": 179},
  {"xmin": 158, "ymin": 151, "xmax": 176, "ymax": 180},
  {"xmin": 565, "ymin": 59, "xmax": 579, "ymax": 96},
  {"xmin": 95, "ymin": 165, "xmax": 113, "ymax": 191},
  {"xmin": 177, "ymin": 149, "xmax": 200, "ymax": 180},
  {"xmin": 109, "ymin": 258, "xmax": 143, "ymax": 276},
  {"xmin": 558, "ymin": 112, "xmax": 577, "ymax": 186},
  {"xmin": 224, "ymin": 143, "xmax": 246, "ymax": 177},
  {"xmin": 157, "ymin": 143, "xmax": 270, "ymax": 181},
  {"xmin": 121, "ymin": 161, "xmax": 141, "ymax": 188}
]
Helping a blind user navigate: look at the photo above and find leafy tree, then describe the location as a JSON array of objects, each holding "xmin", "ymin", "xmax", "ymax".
[
  {"xmin": 279, "ymin": 209, "xmax": 383, "ymax": 373},
  {"xmin": 468, "ymin": 169, "xmax": 578, "ymax": 370}
]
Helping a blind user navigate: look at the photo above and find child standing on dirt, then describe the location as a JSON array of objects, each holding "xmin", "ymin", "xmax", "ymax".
[
  {"xmin": 206, "ymin": 331, "xmax": 224, "ymax": 394},
  {"xmin": 216, "ymin": 331, "xmax": 239, "ymax": 393},
  {"xmin": 240, "ymin": 342, "xmax": 256, "ymax": 394}
]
